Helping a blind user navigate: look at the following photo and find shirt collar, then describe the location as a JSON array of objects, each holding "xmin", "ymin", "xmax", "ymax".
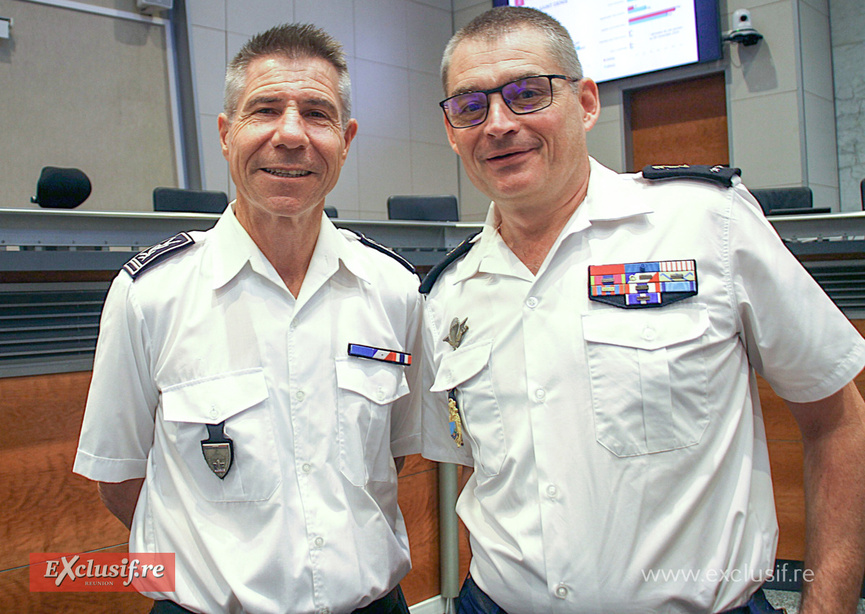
[
  {"xmin": 208, "ymin": 205, "xmax": 370, "ymax": 291},
  {"xmin": 445, "ymin": 157, "xmax": 654, "ymax": 285},
  {"xmin": 209, "ymin": 203, "xmax": 264, "ymax": 290}
]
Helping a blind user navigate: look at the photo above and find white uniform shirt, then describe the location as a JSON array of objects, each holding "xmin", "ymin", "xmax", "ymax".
[
  {"xmin": 75, "ymin": 206, "xmax": 422, "ymax": 614},
  {"xmin": 421, "ymin": 158, "xmax": 865, "ymax": 614}
]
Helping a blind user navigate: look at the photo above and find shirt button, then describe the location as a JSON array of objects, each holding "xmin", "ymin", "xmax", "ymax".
[
  {"xmin": 209, "ymin": 407, "xmax": 218, "ymax": 419},
  {"xmin": 377, "ymin": 387, "xmax": 386, "ymax": 401},
  {"xmin": 526, "ymin": 296, "xmax": 539, "ymax": 308},
  {"xmin": 295, "ymin": 390, "xmax": 305, "ymax": 402},
  {"xmin": 535, "ymin": 388, "xmax": 546, "ymax": 401},
  {"xmin": 555, "ymin": 584, "xmax": 569, "ymax": 599},
  {"xmin": 301, "ymin": 463, "xmax": 311, "ymax": 474},
  {"xmin": 642, "ymin": 325, "xmax": 656, "ymax": 342},
  {"xmin": 314, "ymin": 536, "xmax": 324, "ymax": 548},
  {"xmin": 547, "ymin": 485, "xmax": 558, "ymax": 498}
]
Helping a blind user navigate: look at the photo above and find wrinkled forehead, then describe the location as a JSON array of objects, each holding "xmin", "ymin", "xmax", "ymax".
[{"xmin": 239, "ymin": 55, "xmax": 341, "ymax": 104}]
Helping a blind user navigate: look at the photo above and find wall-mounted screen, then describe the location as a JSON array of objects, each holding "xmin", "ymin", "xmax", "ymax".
[{"xmin": 492, "ymin": 0, "xmax": 722, "ymax": 84}]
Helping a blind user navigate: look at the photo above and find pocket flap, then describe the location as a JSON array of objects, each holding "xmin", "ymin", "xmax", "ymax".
[
  {"xmin": 431, "ymin": 340, "xmax": 492, "ymax": 392},
  {"xmin": 162, "ymin": 368, "xmax": 269, "ymax": 423},
  {"xmin": 336, "ymin": 357, "xmax": 409, "ymax": 405},
  {"xmin": 582, "ymin": 306, "xmax": 709, "ymax": 351}
]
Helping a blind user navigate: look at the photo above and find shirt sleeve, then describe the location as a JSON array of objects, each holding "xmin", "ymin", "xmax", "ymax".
[
  {"xmin": 73, "ymin": 274, "xmax": 159, "ymax": 482},
  {"xmin": 730, "ymin": 187, "xmax": 865, "ymax": 403},
  {"xmin": 420, "ymin": 296, "xmax": 474, "ymax": 466},
  {"xmin": 390, "ymin": 284, "xmax": 423, "ymax": 458}
]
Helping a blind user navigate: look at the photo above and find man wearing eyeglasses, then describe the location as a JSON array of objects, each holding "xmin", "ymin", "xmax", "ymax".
[{"xmin": 420, "ymin": 6, "xmax": 865, "ymax": 614}]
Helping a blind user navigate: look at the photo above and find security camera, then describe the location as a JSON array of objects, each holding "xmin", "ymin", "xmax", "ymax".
[{"xmin": 724, "ymin": 9, "xmax": 764, "ymax": 46}]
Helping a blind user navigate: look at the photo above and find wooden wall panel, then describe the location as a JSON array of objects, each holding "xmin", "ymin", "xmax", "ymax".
[
  {"xmin": 628, "ymin": 73, "xmax": 729, "ymax": 172},
  {"xmin": 762, "ymin": 319, "xmax": 865, "ymax": 561}
]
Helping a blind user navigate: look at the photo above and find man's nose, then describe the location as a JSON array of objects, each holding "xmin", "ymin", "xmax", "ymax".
[
  {"xmin": 272, "ymin": 109, "xmax": 310, "ymax": 148},
  {"xmin": 483, "ymin": 94, "xmax": 521, "ymax": 135}
]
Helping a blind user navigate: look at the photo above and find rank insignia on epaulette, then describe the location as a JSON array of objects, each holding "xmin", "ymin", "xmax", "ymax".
[
  {"xmin": 589, "ymin": 260, "xmax": 697, "ymax": 309},
  {"xmin": 123, "ymin": 232, "xmax": 195, "ymax": 278},
  {"xmin": 348, "ymin": 343, "xmax": 412, "ymax": 365},
  {"xmin": 642, "ymin": 164, "xmax": 742, "ymax": 188}
]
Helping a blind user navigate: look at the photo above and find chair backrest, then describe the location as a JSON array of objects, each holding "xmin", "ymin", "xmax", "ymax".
[
  {"xmin": 153, "ymin": 187, "xmax": 228, "ymax": 214},
  {"xmin": 32, "ymin": 166, "xmax": 92, "ymax": 209},
  {"xmin": 860, "ymin": 178, "xmax": 864, "ymax": 210},
  {"xmin": 749, "ymin": 187, "xmax": 826, "ymax": 216},
  {"xmin": 324, "ymin": 206, "xmax": 338, "ymax": 218},
  {"xmin": 387, "ymin": 195, "xmax": 459, "ymax": 222}
]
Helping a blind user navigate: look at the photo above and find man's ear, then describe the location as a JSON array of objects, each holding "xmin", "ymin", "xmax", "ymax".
[
  {"xmin": 578, "ymin": 78, "xmax": 601, "ymax": 132},
  {"xmin": 217, "ymin": 114, "xmax": 231, "ymax": 161},
  {"xmin": 341, "ymin": 118, "xmax": 359, "ymax": 163}
]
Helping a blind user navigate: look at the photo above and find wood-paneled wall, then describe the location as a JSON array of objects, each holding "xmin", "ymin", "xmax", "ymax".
[
  {"xmin": 763, "ymin": 319, "xmax": 865, "ymax": 560},
  {"xmin": 2, "ymin": 322, "xmax": 861, "ymax": 610}
]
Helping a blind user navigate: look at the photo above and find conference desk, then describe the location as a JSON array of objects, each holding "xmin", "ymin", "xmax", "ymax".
[{"xmin": 1, "ymin": 207, "xmax": 864, "ymax": 377}]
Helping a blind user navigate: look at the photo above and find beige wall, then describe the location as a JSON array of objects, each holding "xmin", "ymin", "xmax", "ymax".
[
  {"xmin": 186, "ymin": 0, "xmax": 460, "ymax": 221},
  {"xmin": 832, "ymin": 0, "xmax": 865, "ymax": 211},
  {"xmin": 0, "ymin": 0, "xmax": 177, "ymax": 212}
]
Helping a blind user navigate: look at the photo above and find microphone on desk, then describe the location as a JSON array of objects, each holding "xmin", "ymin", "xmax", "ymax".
[{"xmin": 31, "ymin": 166, "xmax": 92, "ymax": 209}]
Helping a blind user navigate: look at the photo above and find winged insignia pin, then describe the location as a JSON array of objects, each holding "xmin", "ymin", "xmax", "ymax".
[{"xmin": 444, "ymin": 317, "xmax": 468, "ymax": 350}]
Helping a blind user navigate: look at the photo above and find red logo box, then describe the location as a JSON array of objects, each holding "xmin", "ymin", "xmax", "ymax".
[{"xmin": 30, "ymin": 553, "xmax": 175, "ymax": 592}]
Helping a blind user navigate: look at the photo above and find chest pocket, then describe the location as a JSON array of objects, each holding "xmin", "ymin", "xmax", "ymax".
[
  {"xmin": 161, "ymin": 368, "xmax": 279, "ymax": 502},
  {"xmin": 335, "ymin": 357, "xmax": 409, "ymax": 487},
  {"xmin": 582, "ymin": 306, "xmax": 710, "ymax": 457},
  {"xmin": 431, "ymin": 340, "xmax": 505, "ymax": 477}
]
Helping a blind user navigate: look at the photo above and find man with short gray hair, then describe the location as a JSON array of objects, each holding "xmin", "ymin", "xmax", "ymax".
[
  {"xmin": 421, "ymin": 6, "xmax": 865, "ymax": 614},
  {"xmin": 75, "ymin": 23, "xmax": 420, "ymax": 614}
]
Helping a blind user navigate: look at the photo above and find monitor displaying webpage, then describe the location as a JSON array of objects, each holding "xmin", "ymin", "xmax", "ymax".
[{"xmin": 505, "ymin": 0, "xmax": 710, "ymax": 83}]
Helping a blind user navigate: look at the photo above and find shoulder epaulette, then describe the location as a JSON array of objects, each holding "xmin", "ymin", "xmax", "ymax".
[
  {"xmin": 420, "ymin": 232, "xmax": 479, "ymax": 295},
  {"xmin": 122, "ymin": 232, "xmax": 195, "ymax": 278},
  {"xmin": 642, "ymin": 164, "xmax": 741, "ymax": 188},
  {"xmin": 339, "ymin": 228, "xmax": 417, "ymax": 277}
]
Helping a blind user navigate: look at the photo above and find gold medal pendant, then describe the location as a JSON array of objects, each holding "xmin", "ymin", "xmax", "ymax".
[{"xmin": 448, "ymin": 390, "xmax": 463, "ymax": 447}]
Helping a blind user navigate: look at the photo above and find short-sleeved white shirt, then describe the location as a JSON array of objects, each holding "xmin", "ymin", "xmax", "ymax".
[
  {"xmin": 421, "ymin": 158, "xmax": 865, "ymax": 614},
  {"xmin": 75, "ymin": 205, "xmax": 422, "ymax": 614}
]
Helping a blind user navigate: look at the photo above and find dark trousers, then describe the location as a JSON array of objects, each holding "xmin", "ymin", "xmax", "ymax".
[
  {"xmin": 456, "ymin": 576, "xmax": 784, "ymax": 614},
  {"xmin": 151, "ymin": 585, "xmax": 409, "ymax": 614}
]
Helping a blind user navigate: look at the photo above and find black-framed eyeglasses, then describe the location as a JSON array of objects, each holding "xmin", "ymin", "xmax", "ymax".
[{"xmin": 439, "ymin": 74, "xmax": 579, "ymax": 129}]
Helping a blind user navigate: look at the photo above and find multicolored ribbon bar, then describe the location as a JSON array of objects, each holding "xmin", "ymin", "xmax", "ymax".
[
  {"xmin": 588, "ymin": 260, "xmax": 698, "ymax": 309},
  {"xmin": 347, "ymin": 343, "xmax": 412, "ymax": 365}
]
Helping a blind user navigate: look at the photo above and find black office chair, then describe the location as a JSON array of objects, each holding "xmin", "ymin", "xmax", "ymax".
[
  {"xmin": 749, "ymin": 187, "xmax": 828, "ymax": 216},
  {"xmin": 31, "ymin": 166, "xmax": 92, "ymax": 209},
  {"xmin": 324, "ymin": 206, "xmax": 338, "ymax": 218},
  {"xmin": 386, "ymin": 195, "xmax": 459, "ymax": 222},
  {"xmin": 153, "ymin": 187, "xmax": 228, "ymax": 214}
]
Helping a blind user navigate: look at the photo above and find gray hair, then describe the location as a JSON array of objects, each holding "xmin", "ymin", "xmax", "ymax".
[
  {"xmin": 224, "ymin": 23, "xmax": 352, "ymax": 127},
  {"xmin": 441, "ymin": 7, "xmax": 583, "ymax": 93}
]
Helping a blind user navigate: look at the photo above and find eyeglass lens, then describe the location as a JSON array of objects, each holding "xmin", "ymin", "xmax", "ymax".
[{"xmin": 444, "ymin": 76, "xmax": 555, "ymax": 127}]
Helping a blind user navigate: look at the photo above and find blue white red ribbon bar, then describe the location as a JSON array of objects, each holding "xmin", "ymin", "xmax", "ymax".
[{"xmin": 347, "ymin": 343, "xmax": 412, "ymax": 365}]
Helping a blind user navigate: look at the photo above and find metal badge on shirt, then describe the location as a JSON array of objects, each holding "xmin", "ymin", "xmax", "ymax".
[
  {"xmin": 589, "ymin": 260, "xmax": 698, "ymax": 308},
  {"xmin": 443, "ymin": 317, "xmax": 468, "ymax": 447},
  {"xmin": 201, "ymin": 421, "xmax": 233, "ymax": 479}
]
